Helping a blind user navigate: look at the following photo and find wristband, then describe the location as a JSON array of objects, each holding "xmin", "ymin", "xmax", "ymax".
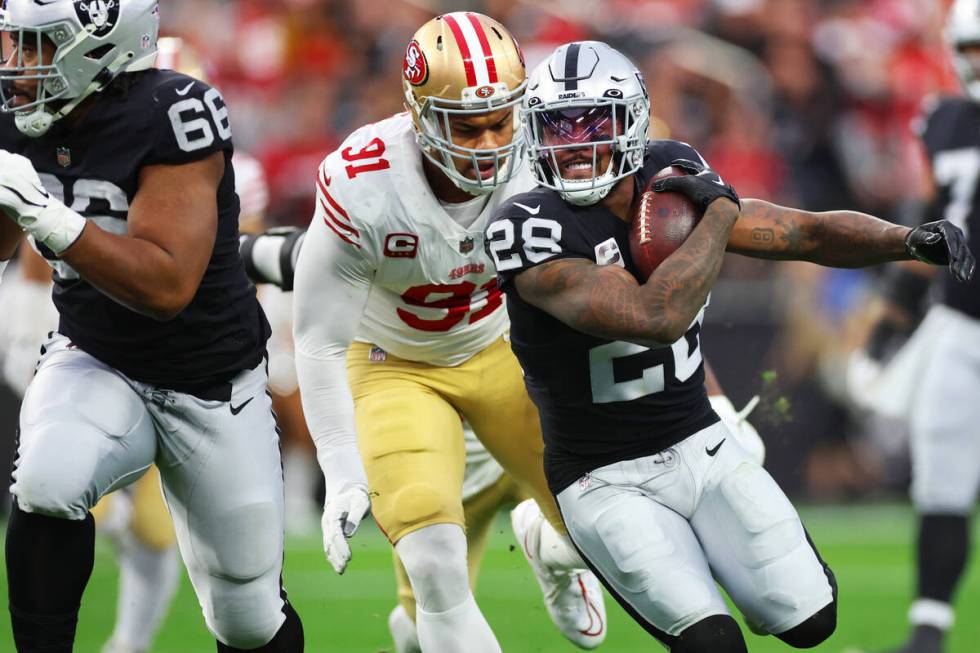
[
  {"xmin": 0, "ymin": 259, "xmax": 7, "ymax": 284},
  {"xmin": 18, "ymin": 199, "xmax": 87, "ymax": 255}
]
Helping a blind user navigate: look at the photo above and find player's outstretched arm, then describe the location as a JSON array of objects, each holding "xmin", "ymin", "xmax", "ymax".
[
  {"xmin": 728, "ymin": 199, "xmax": 976, "ymax": 282},
  {"xmin": 515, "ymin": 197, "xmax": 739, "ymax": 346}
]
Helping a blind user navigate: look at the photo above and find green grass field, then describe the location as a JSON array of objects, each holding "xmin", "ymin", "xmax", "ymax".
[{"xmin": 2, "ymin": 503, "xmax": 979, "ymax": 652}]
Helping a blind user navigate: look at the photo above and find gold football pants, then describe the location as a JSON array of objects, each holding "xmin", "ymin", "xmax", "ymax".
[{"xmin": 347, "ymin": 336, "xmax": 563, "ymax": 543}]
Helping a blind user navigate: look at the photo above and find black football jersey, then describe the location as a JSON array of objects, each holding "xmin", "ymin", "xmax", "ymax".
[
  {"xmin": 0, "ymin": 70, "xmax": 270, "ymax": 396},
  {"xmin": 486, "ymin": 141, "xmax": 719, "ymax": 494},
  {"xmin": 918, "ymin": 96, "xmax": 980, "ymax": 319}
]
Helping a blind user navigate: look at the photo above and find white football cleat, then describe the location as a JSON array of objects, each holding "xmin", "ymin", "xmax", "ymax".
[
  {"xmin": 387, "ymin": 605, "xmax": 421, "ymax": 653},
  {"xmin": 511, "ymin": 499, "xmax": 606, "ymax": 649}
]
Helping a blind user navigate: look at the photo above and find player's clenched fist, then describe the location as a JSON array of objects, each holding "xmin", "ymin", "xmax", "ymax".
[
  {"xmin": 905, "ymin": 220, "xmax": 975, "ymax": 283},
  {"xmin": 322, "ymin": 483, "xmax": 371, "ymax": 574},
  {"xmin": 0, "ymin": 149, "xmax": 86, "ymax": 254}
]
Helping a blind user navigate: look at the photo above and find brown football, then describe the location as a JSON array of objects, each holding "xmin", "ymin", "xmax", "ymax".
[{"xmin": 629, "ymin": 166, "xmax": 702, "ymax": 279}]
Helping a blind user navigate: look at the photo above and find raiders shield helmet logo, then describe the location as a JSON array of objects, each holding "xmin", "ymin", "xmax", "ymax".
[{"xmin": 74, "ymin": 0, "xmax": 120, "ymax": 39}]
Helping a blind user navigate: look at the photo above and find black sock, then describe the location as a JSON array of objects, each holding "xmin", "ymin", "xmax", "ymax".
[
  {"xmin": 917, "ymin": 513, "xmax": 970, "ymax": 603},
  {"xmin": 6, "ymin": 505, "xmax": 95, "ymax": 653},
  {"xmin": 216, "ymin": 601, "xmax": 304, "ymax": 652}
]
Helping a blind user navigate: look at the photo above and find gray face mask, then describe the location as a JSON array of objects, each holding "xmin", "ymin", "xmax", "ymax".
[
  {"xmin": 0, "ymin": 0, "xmax": 160, "ymax": 137},
  {"xmin": 522, "ymin": 41, "xmax": 650, "ymax": 206}
]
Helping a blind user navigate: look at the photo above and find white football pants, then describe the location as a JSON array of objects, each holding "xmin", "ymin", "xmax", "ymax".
[
  {"xmin": 557, "ymin": 420, "xmax": 834, "ymax": 637},
  {"xmin": 908, "ymin": 304, "xmax": 980, "ymax": 514},
  {"xmin": 10, "ymin": 333, "xmax": 288, "ymax": 649}
]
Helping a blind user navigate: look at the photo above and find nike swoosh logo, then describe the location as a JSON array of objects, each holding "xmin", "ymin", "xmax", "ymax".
[
  {"xmin": 706, "ymin": 439, "xmax": 725, "ymax": 457},
  {"xmin": 230, "ymin": 396, "xmax": 254, "ymax": 415},
  {"xmin": 175, "ymin": 81, "xmax": 195, "ymax": 96},
  {"xmin": 513, "ymin": 202, "xmax": 540, "ymax": 215},
  {"xmin": 697, "ymin": 171, "xmax": 727, "ymax": 186},
  {"xmin": 1, "ymin": 183, "xmax": 48, "ymax": 207}
]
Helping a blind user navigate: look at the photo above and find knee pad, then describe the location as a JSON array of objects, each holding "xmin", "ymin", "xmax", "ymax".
[
  {"xmin": 216, "ymin": 601, "xmax": 303, "ymax": 653},
  {"xmin": 673, "ymin": 615, "xmax": 747, "ymax": 653},
  {"xmin": 208, "ymin": 576, "xmax": 286, "ymax": 649},
  {"xmin": 776, "ymin": 601, "xmax": 837, "ymax": 648},
  {"xmin": 12, "ymin": 423, "xmax": 107, "ymax": 519},
  {"xmin": 388, "ymin": 482, "xmax": 458, "ymax": 534},
  {"xmin": 201, "ymin": 501, "xmax": 280, "ymax": 582}
]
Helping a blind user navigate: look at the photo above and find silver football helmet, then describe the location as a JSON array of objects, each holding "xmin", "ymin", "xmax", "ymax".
[
  {"xmin": 946, "ymin": 0, "xmax": 980, "ymax": 102},
  {"xmin": 0, "ymin": 0, "xmax": 160, "ymax": 137},
  {"xmin": 523, "ymin": 41, "xmax": 650, "ymax": 206}
]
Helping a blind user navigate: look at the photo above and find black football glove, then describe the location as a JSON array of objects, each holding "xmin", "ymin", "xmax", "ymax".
[
  {"xmin": 651, "ymin": 159, "xmax": 740, "ymax": 213},
  {"xmin": 905, "ymin": 220, "xmax": 975, "ymax": 283}
]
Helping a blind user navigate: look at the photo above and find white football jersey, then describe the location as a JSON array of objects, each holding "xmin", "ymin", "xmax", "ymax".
[{"xmin": 315, "ymin": 113, "xmax": 536, "ymax": 366}]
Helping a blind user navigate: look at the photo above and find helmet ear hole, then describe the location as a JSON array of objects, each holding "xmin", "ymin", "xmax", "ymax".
[{"xmin": 84, "ymin": 44, "xmax": 113, "ymax": 60}]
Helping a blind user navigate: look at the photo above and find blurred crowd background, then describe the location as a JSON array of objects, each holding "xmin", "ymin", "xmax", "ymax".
[{"xmin": 0, "ymin": 0, "xmax": 963, "ymax": 504}]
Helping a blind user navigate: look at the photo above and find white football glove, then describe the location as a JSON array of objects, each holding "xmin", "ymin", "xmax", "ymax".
[
  {"xmin": 709, "ymin": 394, "xmax": 765, "ymax": 466},
  {"xmin": 321, "ymin": 482, "xmax": 371, "ymax": 575},
  {"xmin": 0, "ymin": 150, "xmax": 86, "ymax": 254}
]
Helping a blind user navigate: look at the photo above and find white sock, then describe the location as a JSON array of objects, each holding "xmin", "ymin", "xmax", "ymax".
[
  {"xmin": 396, "ymin": 524, "xmax": 500, "ymax": 652},
  {"xmin": 416, "ymin": 594, "xmax": 501, "ymax": 653},
  {"xmin": 108, "ymin": 541, "xmax": 180, "ymax": 652},
  {"xmin": 538, "ymin": 515, "xmax": 587, "ymax": 570},
  {"xmin": 909, "ymin": 598, "xmax": 955, "ymax": 630}
]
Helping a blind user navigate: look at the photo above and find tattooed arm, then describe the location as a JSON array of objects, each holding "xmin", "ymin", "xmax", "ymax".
[
  {"xmin": 728, "ymin": 199, "xmax": 911, "ymax": 266},
  {"xmin": 514, "ymin": 199, "xmax": 739, "ymax": 347}
]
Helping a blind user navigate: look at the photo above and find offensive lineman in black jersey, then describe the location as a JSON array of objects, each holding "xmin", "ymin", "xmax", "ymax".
[
  {"xmin": 0, "ymin": 2, "xmax": 303, "ymax": 652},
  {"xmin": 484, "ymin": 42, "xmax": 974, "ymax": 653},
  {"xmin": 852, "ymin": 3, "xmax": 980, "ymax": 652}
]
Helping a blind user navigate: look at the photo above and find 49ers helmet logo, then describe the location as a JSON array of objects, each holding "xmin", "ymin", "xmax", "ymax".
[
  {"xmin": 403, "ymin": 40, "xmax": 429, "ymax": 87},
  {"xmin": 74, "ymin": 0, "xmax": 120, "ymax": 38}
]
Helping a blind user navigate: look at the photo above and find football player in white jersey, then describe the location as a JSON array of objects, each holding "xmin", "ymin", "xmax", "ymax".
[{"xmin": 290, "ymin": 12, "xmax": 607, "ymax": 652}]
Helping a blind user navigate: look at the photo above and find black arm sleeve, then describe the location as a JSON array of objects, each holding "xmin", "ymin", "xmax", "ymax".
[{"xmin": 239, "ymin": 227, "xmax": 307, "ymax": 291}]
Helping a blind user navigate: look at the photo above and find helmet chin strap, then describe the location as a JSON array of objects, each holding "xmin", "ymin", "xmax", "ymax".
[{"xmin": 14, "ymin": 49, "xmax": 135, "ymax": 138}]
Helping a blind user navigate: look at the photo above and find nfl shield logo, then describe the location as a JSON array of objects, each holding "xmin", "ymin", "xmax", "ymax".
[
  {"xmin": 57, "ymin": 147, "xmax": 71, "ymax": 168},
  {"xmin": 459, "ymin": 237, "xmax": 474, "ymax": 254},
  {"xmin": 368, "ymin": 347, "xmax": 387, "ymax": 363}
]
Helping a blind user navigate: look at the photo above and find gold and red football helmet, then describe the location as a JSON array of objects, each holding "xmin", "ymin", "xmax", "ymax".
[{"xmin": 402, "ymin": 12, "xmax": 526, "ymax": 195}]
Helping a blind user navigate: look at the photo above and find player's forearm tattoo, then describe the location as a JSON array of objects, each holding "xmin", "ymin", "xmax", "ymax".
[
  {"xmin": 750, "ymin": 228, "xmax": 774, "ymax": 245},
  {"xmin": 521, "ymin": 201, "xmax": 738, "ymax": 344},
  {"xmin": 737, "ymin": 200, "xmax": 910, "ymax": 266}
]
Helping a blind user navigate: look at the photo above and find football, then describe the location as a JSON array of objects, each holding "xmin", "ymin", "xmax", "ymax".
[{"xmin": 629, "ymin": 166, "xmax": 702, "ymax": 279}]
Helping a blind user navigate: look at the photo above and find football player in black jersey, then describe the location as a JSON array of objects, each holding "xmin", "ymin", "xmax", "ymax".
[
  {"xmin": 0, "ymin": 2, "xmax": 303, "ymax": 652},
  {"xmin": 484, "ymin": 41, "xmax": 974, "ymax": 653},
  {"xmin": 849, "ymin": 3, "xmax": 980, "ymax": 652}
]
